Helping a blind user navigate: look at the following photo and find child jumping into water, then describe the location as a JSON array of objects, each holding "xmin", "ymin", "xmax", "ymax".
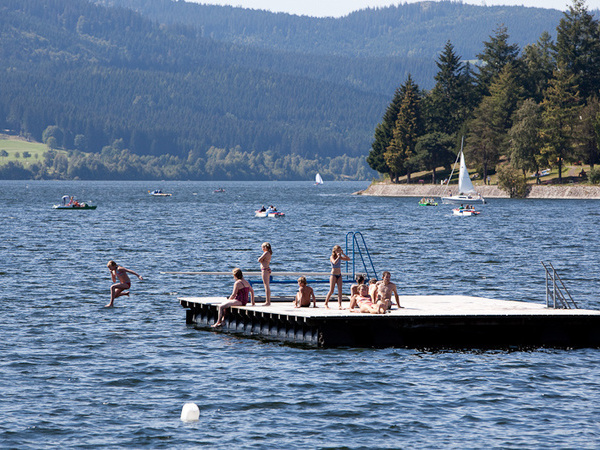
[
  {"xmin": 106, "ymin": 260, "xmax": 143, "ymax": 307},
  {"xmin": 294, "ymin": 276, "xmax": 316, "ymax": 308}
]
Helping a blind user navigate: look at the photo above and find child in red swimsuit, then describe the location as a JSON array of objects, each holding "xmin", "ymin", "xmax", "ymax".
[
  {"xmin": 212, "ymin": 268, "xmax": 255, "ymax": 327},
  {"xmin": 106, "ymin": 260, "xmax": 143, "ymax": 307}
]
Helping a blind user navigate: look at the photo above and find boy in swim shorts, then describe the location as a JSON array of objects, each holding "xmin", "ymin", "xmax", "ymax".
[{"xmin": 294, "ymin": 276, "xmax": 316, "ymax": 308}]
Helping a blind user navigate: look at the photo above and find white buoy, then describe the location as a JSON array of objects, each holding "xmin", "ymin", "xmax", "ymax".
[{"xmin": 180, "ymin": 402, "xmax": 200, "ymax": 422}]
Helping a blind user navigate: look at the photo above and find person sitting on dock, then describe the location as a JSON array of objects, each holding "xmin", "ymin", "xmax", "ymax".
[
  {"xmin": 105, "ymin": 260, "xmax": 143, "ymax": 307},
  {"xmin": 368, "ymin": 278, "xmax": 378, "ymax": 304},
  {"xmin": 212, "ymin": 268, "xmax": 255, "ymax": 327},
  {"xmin": 374, "ymin": 271, "xmax": 402, "ymax": 310},
  {"xmin": 355, "ymin": 284, "xmax": 386, "ymax": 314},
  {"xmin": 350, "ymin": 274, "xmax": 366, "ymax": 298},
  {"xmin": 294, "ymin": 276, "xmax": 316, "ymax": 308},
  {"xmin": 324, "ymin": 245, "xmax": 351, "ymax": 309}
]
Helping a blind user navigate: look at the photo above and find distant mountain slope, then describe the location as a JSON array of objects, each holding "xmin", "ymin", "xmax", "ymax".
[
  {"xmin": 0, "ymin": 0, "xmax": 388, "ymax": 161},
  {"xmin": 99, "ymin": 0, "xmax": 563, "ymax": 60}
]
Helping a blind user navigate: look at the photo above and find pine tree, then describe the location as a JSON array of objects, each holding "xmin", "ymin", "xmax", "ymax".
[
  {"xmin": 367, "ymin": 87, "xmax": 404, "ymax": 176},
  {"xmin": 385, "ymin": 75, "xmax": 422, "ymax": 183},
  {"xmin": 427, "ymin": 41, "xmax": 474, "ymax": 136},
  {"xmin": 467, "ymin": 65, "xmax": 522, "ymax": 182},
  {"xmin": 508, "ymin": 98, "xmax": 543, "ymax": 179},
  {"xmin": 555, "ymin": 0, "xmax": 600, "ymax": 101},
  {"xmin": 476, "ymin": 24, "xmax": 521, "ymax": 97},
  {"xmin": 539, "ymin": 62, "xmax": 582, "ymax": 183},
  {"xmin": 574, "ymin": 96, "xmax": 600, "ymax": 168},
  {"xmin": 521, "ymin": 31, "xmax": 556, "ymax": 102}
]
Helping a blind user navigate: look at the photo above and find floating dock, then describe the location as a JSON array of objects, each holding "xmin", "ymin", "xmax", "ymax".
[{"xmin": 179, "ymin": 295, "xmax": 600, "ymax": 349}]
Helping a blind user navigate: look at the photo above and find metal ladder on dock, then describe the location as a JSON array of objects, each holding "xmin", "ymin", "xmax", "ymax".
[
  {"xmin": 345, "ymin": 231, "xmax": 378, "ymax": 282},
  {"xmin": 541, "ymin": 262, "xmax": 578, "ymax": 309}
]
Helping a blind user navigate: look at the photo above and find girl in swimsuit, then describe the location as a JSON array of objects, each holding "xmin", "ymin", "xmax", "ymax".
[
  {"xmin": 105, "ymin": 260, "xmax": 143, "ymax": 307},
  {"xmin": 324, "ymin": 245, "xmax": 350, "ymax": 309},
  {"xmin": 355, "ymin": 284, "xmax": 386, "ymax": 314},
  {"xmin": 258, "ymin": 242, "xmax": 272, "ymax": 306},
  {"xmin": 213, "ymin": 268, "xmax": 255, "ymax": 327}
]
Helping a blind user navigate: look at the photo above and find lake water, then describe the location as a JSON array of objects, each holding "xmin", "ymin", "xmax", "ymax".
[{"xmin": 1, "ymin": 180, "xmax": 599, "ymax": 448}]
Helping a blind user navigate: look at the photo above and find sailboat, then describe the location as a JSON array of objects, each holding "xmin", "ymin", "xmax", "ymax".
[
  {"xmin": 315, "ymin": 173, "xmax": 324, "ymax": 185},
  {"xmin": 441, "ymin": 138, "xmax": 486, "ymax": 204}
]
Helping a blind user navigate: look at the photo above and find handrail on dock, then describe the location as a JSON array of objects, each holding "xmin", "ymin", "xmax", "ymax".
[
  {"xmin": 163, "ymin": 231, "xmax": 378, "ymax": 286},
  {"xmin": 345, "ymin": 231, "xmax": 378, "ymax": 282},
  {"xmin": 541, "ymin": 261, "xmax": 578, "ymax": 309}
]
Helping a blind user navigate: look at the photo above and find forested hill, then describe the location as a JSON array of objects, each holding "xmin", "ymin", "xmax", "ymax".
[
  {"xmin": 0, "ymin": 0, "xmax": 388, "ymax": 163},
  {"xmin": 100, "ymin": 0, "xmax": 563, "ymax": 61},
  {"xmin": 0, "ymin": 0, "xmax": 567, "ymax": 180}
]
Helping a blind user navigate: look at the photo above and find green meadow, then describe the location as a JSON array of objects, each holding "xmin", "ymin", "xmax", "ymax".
[{"xmin": 0, "ymin": 137, "xmax": 64, "ymax": 167}]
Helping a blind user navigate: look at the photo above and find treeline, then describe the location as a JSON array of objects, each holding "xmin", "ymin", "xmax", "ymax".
[
  {"xmin": 368, "ymin": 0, "xmax": 600, "ymax": 188},
  {"xmin": 102, "ymin": 0, "xmax": 563, "ymax": 61},
  {"xmin": 0, "ymin": 141, "xmax": 372, "ymax": 180}
]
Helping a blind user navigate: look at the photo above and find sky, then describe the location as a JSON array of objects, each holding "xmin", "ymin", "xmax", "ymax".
[{"xmin": 188, "ymin": 0, "xmax": 600, "ymax": 17}]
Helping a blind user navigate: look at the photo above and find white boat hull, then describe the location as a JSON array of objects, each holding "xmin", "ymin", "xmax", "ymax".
[
  {"xmin": 452, "ymin": 208, "xmax": 480, "ymax": 216},
  {"xmin": 441, "ymin": 195, "xmax": 486, "ymax": 204},
  {"xmin": 255, "ymin": 210, "xmax": 285, "ymax": 218}
]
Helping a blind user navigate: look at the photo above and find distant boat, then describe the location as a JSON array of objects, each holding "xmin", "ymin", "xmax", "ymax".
[
  {"xmin": 315, "ymin": 173, "xmax": 324, "ymax": 185},
  {"xmin": 148, "ymin": 189, "xmax": 172, "ymax": 197},
  {"xmin": 255, "ymin": 207, "xmax": 285, "ymax": 218},
  {"xmin": 441, "ymin": 138, "xmax": 486, "ymax": 204},
  {"xmin": 213, "ymin": 188, "xmax": 225, "ymax": 193},
  {"xmin": 452, "ymin": 207, "xmax": 480, "ymax": 216},
  {"xmin": 53, "ymin": 195, "xmax": 96, "ymax": 209},
  {"xmin": 53, "ymin": 203, "xmax": 97, "ymax": 210}
]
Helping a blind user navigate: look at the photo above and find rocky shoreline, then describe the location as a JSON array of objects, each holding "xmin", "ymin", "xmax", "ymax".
[{"xmin": 356, "ymin": 183, "xmax": 600, "ymax": 199}]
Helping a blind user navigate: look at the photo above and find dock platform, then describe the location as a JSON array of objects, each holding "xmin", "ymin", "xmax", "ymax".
[{"xmin": 179, "ymin": 295, "xmax": 600, "ymax": 349}]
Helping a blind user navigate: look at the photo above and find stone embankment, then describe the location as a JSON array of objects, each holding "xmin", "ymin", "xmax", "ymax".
[{"xmin": 356, "ymin": 183, "xmax": 600, "ymax": 199}]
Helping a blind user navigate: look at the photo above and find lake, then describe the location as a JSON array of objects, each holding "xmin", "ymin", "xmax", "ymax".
[{"xmin": 1, "ymin": 180, "xmax": 599, "ymax": 448}]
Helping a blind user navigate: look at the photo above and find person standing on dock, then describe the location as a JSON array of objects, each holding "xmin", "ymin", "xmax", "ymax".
[
  {"xmin": 374, "ymin": 271, "xmax": 401, "ymax": 310},
  {"xmin": 105, "ymin": 260, "xmax": 143, "ymax": 307},
  {"xmin": 258, "ymin": 242, "xmax": 273, "ymax": 306},
  {"xmin": 212, "ymin": 268, "xmax": 255, "ymax": 327},
  {"xmin": 324, "ymin": 245, "xmax": 350, "ymax": 309}
]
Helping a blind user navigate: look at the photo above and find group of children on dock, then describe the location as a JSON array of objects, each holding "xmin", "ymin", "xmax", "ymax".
[
  {"xmin": 211, "ymin": 243, "xmax": 402, "ymax": 326},
  {"xmin": 105, "ymin": 242, "xmax": 402, "ymax": 323}
]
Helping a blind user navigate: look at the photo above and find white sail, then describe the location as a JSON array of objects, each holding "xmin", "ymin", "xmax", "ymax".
[
  {"xmin": 457, "ymin": 151, "xmax": 476, "ymax": 194},
  {"xmin": 315, "ymin": 173, "xmax": 323, "ymax": 185}
]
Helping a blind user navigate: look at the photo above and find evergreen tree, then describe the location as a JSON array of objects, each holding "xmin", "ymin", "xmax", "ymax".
[
  {"xmin": 414, "ymin": 132, "xmax": 455, "ymax": 184},
  {"xmin": 367, "ymin": 86, "xmax": 404, "ymax": 176},
  {"xmin": 539, "ymin": 62, "xmax": 582, "ymax": 183},
  {"xmin": 555, "ymin": 0, "xmax": 600, "ymax": 101},
  {"xmin": 574, "ymin": 96, "xmax": 600, "ymax": 167},
  {"xmin": 385, "ymin": 75, "xmax": 422, "ymax": 183},
  {"xmin": 508, "ymin": 98, "xmax": 543, "ymax": 179},
  {"xmin": 476, "ymin": 24, "xmax": 521, "ymax": 97},
  {"xmin": 427, "ymin": 41, "xmax": 474, "ymax": 136},
  {"xmin": 467, "ymin": 65, "xmax": 522, "ymax": 182},
  {"xmin": 521, "ymin": 31, "xmax": 556, "ymax": 102}
]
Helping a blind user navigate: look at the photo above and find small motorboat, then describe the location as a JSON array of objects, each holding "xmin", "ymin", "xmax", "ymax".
[
  {"xmin": 452, "ymin": 207, "xmax": 480, "ymax": 216},
  {"xmin": 255, "ymin": 207, "xmax": 285, "ymax": 218},
  {"xmin": 213, "ymin": 188, "xmax": 226, "ymax": 193},
  {"xmin": 149, "ymin": 189, "xmax": 172, "ymax": 197}
]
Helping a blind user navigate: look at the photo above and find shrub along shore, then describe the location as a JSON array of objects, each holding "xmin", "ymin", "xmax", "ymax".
[{"xmin": 356, "ymin": 183, "xmax": 600, "ymax": 199}]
